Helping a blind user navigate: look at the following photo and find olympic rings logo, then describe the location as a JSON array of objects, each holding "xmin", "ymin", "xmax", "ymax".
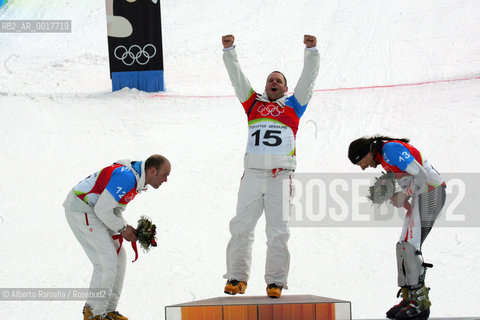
[
  {"xmin": 258, "ymin": 104, "xmax": 285, "ymax": 117},
  {"xmin": 114, "ymin": 44, "xmax": 157, "ymax": 66}
]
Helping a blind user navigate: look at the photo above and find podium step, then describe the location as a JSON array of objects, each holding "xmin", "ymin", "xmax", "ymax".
[{"xmin": 165, "ymin": 295, "xmax": 351, "ymax": 320}]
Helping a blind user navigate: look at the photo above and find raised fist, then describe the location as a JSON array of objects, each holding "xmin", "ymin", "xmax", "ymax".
[
  {"xmin": 222, "ymin": 34, "xmax": 235, "ymax": 48},
  {"xmin": 304, "ymin": 35, "xmax": 317, "ymax": 48}
]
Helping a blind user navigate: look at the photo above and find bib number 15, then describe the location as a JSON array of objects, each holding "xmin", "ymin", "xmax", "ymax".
[{"xmin": 251, "ymin": 130, "xmax": 282, "ymax": 147}]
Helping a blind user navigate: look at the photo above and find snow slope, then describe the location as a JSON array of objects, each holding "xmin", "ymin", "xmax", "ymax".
[{"xmin": 0, "ymin": 0, "xmax": 479, "ymax": 319}]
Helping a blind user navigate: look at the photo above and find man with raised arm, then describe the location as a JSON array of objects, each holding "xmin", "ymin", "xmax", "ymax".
[{"xmin": 222, "ymin": 34, "xmax": 320, "ymax": 298}]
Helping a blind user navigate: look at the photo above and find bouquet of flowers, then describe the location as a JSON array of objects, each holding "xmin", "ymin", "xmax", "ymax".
[
  {"xmin": 368, "ymin": 171, "xmax": 398, "ymax": 205},
  {"xmin": 136, "ymin": 216, "xmax": 157, "ymax": 252}
]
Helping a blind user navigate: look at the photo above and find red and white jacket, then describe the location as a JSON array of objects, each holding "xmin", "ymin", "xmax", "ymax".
[
  {"xmin": 375, "ymin": 141, "xmax": 445, "ymax": 196},
  {"xmin": 223, "ymin": 45, "xmax": 320, "ymax": 170},
  {"xmin": 63, "ymin": 159, "xmax": 147, "ymax": 232}
]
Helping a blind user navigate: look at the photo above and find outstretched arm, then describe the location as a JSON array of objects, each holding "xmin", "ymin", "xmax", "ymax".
[
  {"xmin": 222, "ymin": 34, "xmax": 255, "ymax": 104},
  {"xmin": 293, "ymin": 34, "xmax": 320, "ymax": 106}
]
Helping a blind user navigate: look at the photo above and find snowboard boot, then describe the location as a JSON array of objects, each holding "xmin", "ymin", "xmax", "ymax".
[
  {"xmin": 266, "ymin": 283, "xmax": 283, "ymax": 298},
  {"xmin": 386, "ymin": 287, "xmax": 409, "ymax": 319},
  {"xmin": 83, "ymin": 305, "xmax": 93, "ymax": 320},
  {"xmin": 224, "ymin": 279, "xmax": 247, "ymax": 295},
  {"xmin": 107, "ymin": 311, "xmax": 128, "ymax": 320},
  {"xmin": 395, "ymin": 285, "xmax": 431, "ymax": 320}
]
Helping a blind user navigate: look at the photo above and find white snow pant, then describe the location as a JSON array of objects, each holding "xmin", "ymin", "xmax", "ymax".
[
  {"xmin": 65, "ymin": 209, "xmax": 126, "ymax": 316},
  {"xmin": 397, "ymin": 186, "xmax": 446, "ymax": 287},
  {"xmin": 224, "ymin": 168, "xmax": 292, "ymax": 287}
]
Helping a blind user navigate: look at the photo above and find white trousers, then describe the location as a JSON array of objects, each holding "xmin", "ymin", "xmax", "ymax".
[
  {"xmin": 399, "ymin": 201, "xmax": 423, "ymax": 251},
  {"xmin": 224, "ymin": 168, "xmax": 292, "ymax": 287},
  {"xmin": 65, "ymin": 209, "xmax": 126, "ymax": 316},
  {"xmin": 396, "ymin": 186, "xmax": 446, "ymax": 287},
  {"xmin": 399, "ymin": 186, "xmax": 446, "ymax": 250}
]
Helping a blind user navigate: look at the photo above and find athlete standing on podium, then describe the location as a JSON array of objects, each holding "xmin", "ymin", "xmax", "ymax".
[{"xmin": 221, "ymin": 34, "xmax": 320, "ymax": 298}]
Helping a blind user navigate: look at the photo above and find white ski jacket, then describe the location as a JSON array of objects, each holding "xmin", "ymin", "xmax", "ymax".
[
  {"xmin": 63, "ymin": 159, "xmax": 147, "ymax": 233},
  {"xmin": 223, "ymin": 45, "xmax": 320, "ymax": 170}
]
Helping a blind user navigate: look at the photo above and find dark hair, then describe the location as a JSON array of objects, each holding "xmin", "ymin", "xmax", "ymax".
[
  {"xmin": 348, "ymin": 135, "xmax": 410, "ymax": 164},
  {"xmin": 270, "ymin": 71, "xmax": 287, "ymax": 86},
  {"xmin": 145, "ymin": 154, "xmax": 168, "ymax": 170}
]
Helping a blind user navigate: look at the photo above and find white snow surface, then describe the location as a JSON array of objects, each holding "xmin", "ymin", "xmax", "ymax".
[{"xmin": 1, "ymin": 0, "xmax": 480, "ymax": 319}]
